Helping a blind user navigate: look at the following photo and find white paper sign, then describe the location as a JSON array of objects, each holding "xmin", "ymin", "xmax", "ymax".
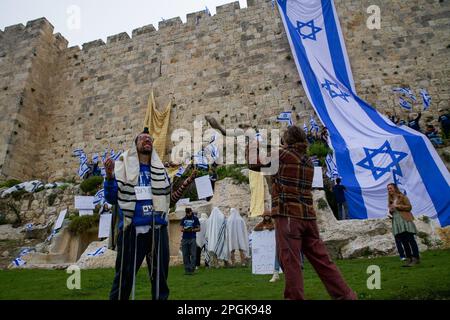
[
  {"xmin": 134, "ymin": 186, "xmax": 152, "ymax": 200},
  {"xmin": 176, "ymin": 198, "xmax": 190, "ymax": 207},
  {"xmin": 79, "ymin": 209, "xmax": 94, "ymax": 216},
  {"xmin": 312, "ymin": 166, "xmax": 324, "ymax": 188},
  {"xmin": 75, "ymin": 196, "xmax": 95, "ymax": 209},
  {"xmin": 251, "ymin": 230, "xmax": 277, "ymax": 275},
  {"xmin": 195, "ymin": 175, "xmax": 214, "ymax": 200},
  {"xmin": 54, "ymin": 209, "xmax": 67, "ymax": 230},
  {"xmin": 98, "ymin": 213, "xmax": 112, "ymax": 238}
]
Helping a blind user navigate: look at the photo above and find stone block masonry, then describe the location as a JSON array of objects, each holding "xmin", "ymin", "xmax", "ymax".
[{"xmin": 0, "ymin": 0, "xmax": 449, "ymax": 181}]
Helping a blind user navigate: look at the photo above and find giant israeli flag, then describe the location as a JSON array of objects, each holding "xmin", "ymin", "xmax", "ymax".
[{"xmin": 277, "ymin": 0, "xmax": 450, "ymax": 226}]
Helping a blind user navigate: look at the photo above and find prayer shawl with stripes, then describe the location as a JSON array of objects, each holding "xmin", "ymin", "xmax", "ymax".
[{"xmin": 114, "ymin": 146, "xmax": 171, "ymax": 230}]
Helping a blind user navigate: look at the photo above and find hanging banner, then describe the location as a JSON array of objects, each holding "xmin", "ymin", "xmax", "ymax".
[{"xmin": 276, "ymin": 0, "xmax": 449, "ymax": 225}]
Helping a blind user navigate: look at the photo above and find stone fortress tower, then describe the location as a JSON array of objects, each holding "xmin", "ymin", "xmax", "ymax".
[{"xmin": 0, "ymin": 0, "xmax": 448, "ymax": 181}]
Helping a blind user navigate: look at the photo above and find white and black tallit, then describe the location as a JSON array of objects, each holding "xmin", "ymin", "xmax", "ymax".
[{"xmin": 113, "ymin": 146, "xmax": 171, "ymax": 230}]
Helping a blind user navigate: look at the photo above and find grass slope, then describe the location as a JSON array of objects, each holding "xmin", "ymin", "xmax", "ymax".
[{"xmin": 0, "ymin": 249, "xmax": 449, "ymax": 300}]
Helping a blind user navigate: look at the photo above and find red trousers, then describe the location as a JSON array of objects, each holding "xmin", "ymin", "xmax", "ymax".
[{"xmin": 275, "ymin": 216, "xmax": 357, "ymax": 300}]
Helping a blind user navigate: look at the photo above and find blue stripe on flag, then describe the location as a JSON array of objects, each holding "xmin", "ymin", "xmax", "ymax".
[{"xmin": 321, "ymin": 0, "xmax": 353, "ymax": 92}]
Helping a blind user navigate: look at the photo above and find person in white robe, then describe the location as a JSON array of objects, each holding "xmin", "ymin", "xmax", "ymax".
[
  {"xmin": 226, "ymin": 208, "xmax": 249, "ymax": 267},
  {"xmin": 195, "ymin": 213, "xmax": 210, "ymax": 268},
  {"xmin": 205, "ymin": 207, "xmax": 229, "ymax": 267}
]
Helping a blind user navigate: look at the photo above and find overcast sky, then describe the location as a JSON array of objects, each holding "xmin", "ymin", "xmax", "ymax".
[{"xmin": 0, "ymin": 0, "xmax": 248, "ymax": 47}]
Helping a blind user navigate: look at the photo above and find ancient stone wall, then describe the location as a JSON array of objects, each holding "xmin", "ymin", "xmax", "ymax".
[{"xmin": 0, "ymin": 0, "xmax": 449, "ymax": 181}]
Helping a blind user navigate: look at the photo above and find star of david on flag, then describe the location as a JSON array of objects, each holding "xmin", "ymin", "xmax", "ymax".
[
  {"xmin": 296, "ymin": 20, "xmax": 322, "ymax": 41},
  {"xmin": 356, "ymin": 141, "xmax": 408, "ymax": 181},
  {"xmin": 322, "ymin": 79, "xmax": 350, "ymax": 102},
  {"xmin": 276, "ymin": 111, "xmax": 293, "ymax": 126}
]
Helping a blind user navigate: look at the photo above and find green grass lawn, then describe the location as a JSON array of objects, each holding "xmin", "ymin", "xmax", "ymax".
[{"xmin": 0, "ymin": 249, "xmax": 449, "ymax": 300}]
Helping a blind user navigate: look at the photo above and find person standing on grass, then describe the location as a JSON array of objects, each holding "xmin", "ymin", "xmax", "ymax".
[
  {"xmin": 333, "ymin": 178, "xmax": 349, "ymax": 220},
  {"xmin": 249, "ymin": 125, "xmax": 357, "ymax": 300},
  {"xmin": 387, "ymin": 183, "xmax": 420, "ymax": 267},
  {"xmin": 104, "ymin": 127, "xmax": 196, "ymax": 300},
  {"xmin": 180, "ymin": 207, "xmax": 200, "ymax": 275}
]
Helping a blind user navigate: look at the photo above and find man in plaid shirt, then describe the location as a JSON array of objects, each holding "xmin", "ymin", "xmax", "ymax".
[{"xmin": 250, "ymin": 125, "xmax": 356, "ymax": 300}]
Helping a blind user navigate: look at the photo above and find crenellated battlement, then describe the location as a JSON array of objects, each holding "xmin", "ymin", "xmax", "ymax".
[
  {"xmin": 1, "ymin": 17, "xmax": 69, "ymax": 51},
  {"xmin": 106, "ymin": 32, "xmax": 131, "ymax": 44},
  {"xmin": 72, "ymin": 1, "xmax": 272, "ymax": 54},
  {"xmin": 82, "ymin": 39, "xmax": 106, "ymax": 52},
  {"xmin": 132, "ymin": 24, "xmax": 156, "ymax": 38},
  {"xmin": 158, "ymin": 17, "xmax": 183, "ymax": 30},
  {"xmin": 216, "ymin": 1, "xmax": 241, "ymax": 14},
  {"xmin": 186, "ymin": 10, "xmax": 210, "ymax": 26}
]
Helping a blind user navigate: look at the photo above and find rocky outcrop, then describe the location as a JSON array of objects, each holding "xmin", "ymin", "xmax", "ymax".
[{"xmin": 312, "ymin": 190, "xmax": 442, "ymax": 259}]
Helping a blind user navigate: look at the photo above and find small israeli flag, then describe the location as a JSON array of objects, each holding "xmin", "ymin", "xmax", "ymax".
[
  {"xmin": 110, "ymin": 150, "xmax": 122, "ymax": 161},
  {"xmin": 76, "ymin": 150, "xmax": 89, "ymax": 178},
  {"xmin": 73, "ymin": 148, "xmax": 83, "ymax": 157},
  {"xmin": 310, "ymin": 116, "xmax": 319, "ymax": 133},
  {"xmin": 205, "ymin": 6, "xmax": 211, "ymax": 16},
  {"xmin": 399, "ymin": 97, "xmax": 412, "ymax": 110},
  {"xmin": 194, "ymin": 151, "xmax": 209, "ymax": 169},
  {"xmin": 92, "ymin": 153, "xmax": 99, "ymax": 165},
  {"xmin": 325, "ymin": 154, "xmax": 339, "ymax": 180},
  {"xmin": 175, "ymin": 166, "xmax": 185, "ymax": 177},
  {"xmin": 420, "ymin": 89, "xmax": 431, "ymax": 110},
  {"xmin": 12, "ymin": 257, "xmax": 26, "ymax": 267},
  {"xmin": 210, "ymin": 144, "xmax": 219, "ymax": 161},
  {"xmin": 87, "ymin": 246, "xmax": 107, "ymax": 257},
  {"xmin": 276, "ymin": 111, "xmax": 293, "ymax": 126},
  {"xmin": 93, "ymin": 188, "xmax": 105, "ymax": 206},
  {"xmin": 101, "ymin": 149, "xmax": 108, "ymax": 163},
  {"xmin": 303, "ymin": 122, "xmax": 308, "ymax": 134},
  {"xmin": 393, "ymin": 87, "xmax": 417, "ymax": 102}
]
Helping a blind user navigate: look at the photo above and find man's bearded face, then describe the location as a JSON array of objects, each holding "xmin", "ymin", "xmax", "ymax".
[{"xmin": 136, "ymin": 133, "xmax": 153, "ymax": 155}]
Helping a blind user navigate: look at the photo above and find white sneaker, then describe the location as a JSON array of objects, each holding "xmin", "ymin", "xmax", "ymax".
[{"xmin": 269, "ymin": 272, "xmax": 279, "ymax": 283}]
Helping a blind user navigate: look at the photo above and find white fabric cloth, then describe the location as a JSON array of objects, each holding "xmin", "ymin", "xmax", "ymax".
[
  {"xmin": 205, "ymin": 207, "xmax": 229, "ymax": 261},
  {"xmin": 196, "ymin": 213, "xmax": 209, "ymax": 248},
  {"xmin": 113, "ymin": 146, "xmax": 171, "ymax": 230},
  {"xmin": 226, "ymin": 208, "xmax": 249, "ymax": 256}
]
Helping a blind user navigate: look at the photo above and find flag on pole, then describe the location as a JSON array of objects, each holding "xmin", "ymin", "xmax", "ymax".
[
  {"xmin": 87, "ymin": 246, "xmax": 107, "ymax": 257},
  {"xmin": 92, "ymin": 153, "xmax": 99, "ymax": 165},
  {"xmin": 303, "ymin": 122, "xmax": 308, "ymax": 134},
  {"xmin": 277, "ymin": 0, "xmax": 449, "ymax": 226},
  {"xmin": 175, "ymin": 166, "xmax": 185, "ymax": 177},
  {"xmin": 325, "ymin": 154, "xmax": 339, "ymax": 180},
  {"xmin": 420, "ymin": 89, "xmax": 431, "ymax": 110},
  {"xmin": 399, "ymin": 97, "xmax": 412, "ymax": 110},
  {"xmin": 93, "ymin": 188, "xmax": 105, "ymax": 206},
  {"xmin": 194, "ymin": 150, "xmax": 209, "ymax": 169},
  {"xmin": 74, "ymin": 149, "xmax": 89, "ymax": 178},
  {"xmin": 310, "ymin": 116, "xmax": 319, "ymax": 133},
  {"xmin": 101, "ymin": 149, "xmax": 108, "ymax": 163},
  {"xmin": 393, "ymin": 87, "xmax": 417, "ymax": 102},
  {"xmin": 276, "ymin": 111, "xmax": 293, "ymax": 126}
]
